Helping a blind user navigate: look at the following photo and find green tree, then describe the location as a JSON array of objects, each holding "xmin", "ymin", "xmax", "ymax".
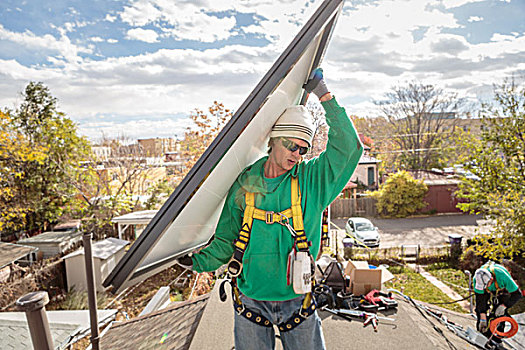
[
  {"xmin": 456, "ymin": 79, "xmax": 525, "ymax": 259},
  {"xmin": 369, "ymin": 170, "xmax": 428, "ymax": 218},
  {"xmin": 3, "ymin": 82, "xmax": 90, "ymax": 234}
]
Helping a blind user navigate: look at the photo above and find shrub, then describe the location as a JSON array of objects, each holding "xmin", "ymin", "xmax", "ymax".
[{"xmin": 368, "ymin": 171, "xmax": 427, "ymax": 218}]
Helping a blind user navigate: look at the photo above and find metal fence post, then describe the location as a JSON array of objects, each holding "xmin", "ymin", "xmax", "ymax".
[
  {"xmin": 16, "ymin": 291, "xmax": 53, "ymax": 350},
  {"xmin": 83, "ymin": 232, "xmax": 100, "ymax": 350},
  {"xmin": 464, "ymin": 270, "xmax": 473, "ymax": 314}
]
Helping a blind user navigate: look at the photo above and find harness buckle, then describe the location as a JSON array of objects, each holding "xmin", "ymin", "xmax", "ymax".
[
  {"xmin": 227, "ymin": 258, "xmax": 243, "ymax": 278},
  {"xmin": 299, "ymin": 308, "xmax": 309, "ymax": 318},
  {"xmin": 265, "ymin": 211, "xmax": 274, "ymax": 224},
  {"xmin": 279, "ymin": 213, "xmax": 289, "ymax": 226}
]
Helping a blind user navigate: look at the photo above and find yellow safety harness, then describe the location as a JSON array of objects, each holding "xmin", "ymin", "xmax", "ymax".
[
  {"xmin": 221, "ymin": 177, "xmax": 316, "ymax": 332},
  {"xmin": 228, "ymin": 176, "xmax": 310, "ymax": 276},
  {"xmin": 484, "ymin": 261, "xmax": 502, "ymax": 293}
]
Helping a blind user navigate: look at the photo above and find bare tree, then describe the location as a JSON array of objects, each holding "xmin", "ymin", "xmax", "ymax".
[
  {"xmin": 73, "ymin": 136, "xmax": 160, "ymax": 240},
  {"xmin": 375, "ymin": 82, "xmax": 467, "ymax": 176},
  {"xmin": 305, "ymin": 101, "xmax": 328, "ymax": 159}
]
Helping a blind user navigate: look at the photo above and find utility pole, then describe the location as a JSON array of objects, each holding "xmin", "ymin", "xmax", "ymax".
[{"xmin": 83, "ymin": 232, "xmax": 100, "ymax": 350}]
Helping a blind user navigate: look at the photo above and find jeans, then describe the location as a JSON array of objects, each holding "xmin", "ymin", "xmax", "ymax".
[{"xmin": 234, "ymin": 294, "xmax": 326, "ymax": 350}]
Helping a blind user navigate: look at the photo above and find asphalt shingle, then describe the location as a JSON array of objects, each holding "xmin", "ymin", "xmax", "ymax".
[
  {"xmin": 0, "ymin": 319, "xmax": 80, "ymax": 350},
  {"xmin": 100, "ymin": 294, "xmax": 209, "ymax": 350}
]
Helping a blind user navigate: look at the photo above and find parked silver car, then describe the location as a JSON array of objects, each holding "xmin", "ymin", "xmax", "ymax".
[{"xmin": 345, "ymin": 217, "xmax": 380, "ymax": 247}]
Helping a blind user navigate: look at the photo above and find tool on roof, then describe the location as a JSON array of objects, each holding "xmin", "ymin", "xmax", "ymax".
[
  {"xmin": 389, "ymin": 289, "xmax": 520, "ymax": 350},
  {"xmin": 323, "ymin": 307, "xmax": 396, "ymax": 332}
]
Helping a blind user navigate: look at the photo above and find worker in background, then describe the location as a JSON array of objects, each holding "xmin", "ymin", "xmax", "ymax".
[
  {"xmin": 473, "ymin": 260, "xmax": 522, "ymax": 349},
  {"xmin": 177, "ymin": 68, "xmax": 363, "ymax": 350}
]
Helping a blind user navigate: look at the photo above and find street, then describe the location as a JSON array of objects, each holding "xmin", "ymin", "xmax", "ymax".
[{"xmin": 331, "ymin": 214, "xmax": 490, "ymax": 248}]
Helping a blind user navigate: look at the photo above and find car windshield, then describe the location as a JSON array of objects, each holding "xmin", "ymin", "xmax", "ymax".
[{"xmin": 355, "ymin": 222, "xmax": 374, "ymax": 231}]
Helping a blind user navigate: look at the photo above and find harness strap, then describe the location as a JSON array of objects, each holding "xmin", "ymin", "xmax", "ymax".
[
  {"xmin": 223, "ymin": 280, "xmax": 316, "ymax": 332},
  {"xmin": 252, "ymin": 208, "xmax": 293, "ymax": 224},
  {"xmin": 488, "ymin": 262, "xmax": 501, "ymax": 291},
  {"xmin": 277, "ymin": 294, "xmax": 317, "ymax": 332},
  {"xmin": 290, "ymin": 177, "xmax": 309, "ymax": 251}
]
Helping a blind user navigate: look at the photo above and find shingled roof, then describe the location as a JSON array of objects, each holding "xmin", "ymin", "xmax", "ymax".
[
  {"xmin": 100, "ymin": 294, "xmax": 209, "ymax": 350},
  {"xmin": 189, "ymin": 280, "xmax": 484, "ymax": 350},
  {"xmin": 0, "ymin": 242, "xmax": 37, "ymax": 269}
]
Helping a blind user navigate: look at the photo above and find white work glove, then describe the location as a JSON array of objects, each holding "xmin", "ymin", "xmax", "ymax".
[
  {"xmin": 478, "ymin": 318, "xmax": 488, "ymax": 333},
  {"xmin": 495, "ymin": 304, "xmax": 506, "ymax": 317}
]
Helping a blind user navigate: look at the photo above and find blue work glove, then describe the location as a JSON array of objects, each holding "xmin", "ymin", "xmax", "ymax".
[
  {"xmin": 303, "ymin": 68, "xmax": 330, "ymax": 99},
  {"xmin": 177, "ymin": 254, "xmax": 193, "ymax": 271}
]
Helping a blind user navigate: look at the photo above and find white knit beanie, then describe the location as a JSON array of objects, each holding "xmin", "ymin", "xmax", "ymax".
[
  {"xmin": 474, "ymin": 268, "xmax": 492, "ymax": 290},
  {"xmin": 269, "ymin": 105, "xmax": 315, "ymax": 147}
]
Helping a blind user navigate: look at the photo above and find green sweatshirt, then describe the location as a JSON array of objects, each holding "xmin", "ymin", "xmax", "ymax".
[
  {"xmin": 193, "ymin": 98, "xmax": 363, "ymax": 301},
  {"xmin": 474, "ymin": 262, "xmax": 519, "ymax": 294}
]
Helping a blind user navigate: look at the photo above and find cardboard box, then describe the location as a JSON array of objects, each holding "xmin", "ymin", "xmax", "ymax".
[{"xmin": 344, "ymin": 260, "xmax": 382, "ymax": 295}]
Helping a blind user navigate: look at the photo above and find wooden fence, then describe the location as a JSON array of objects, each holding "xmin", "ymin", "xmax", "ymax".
[{"xmin": 330, "ymin": 197, "xmax": 378, "ymax": 218}]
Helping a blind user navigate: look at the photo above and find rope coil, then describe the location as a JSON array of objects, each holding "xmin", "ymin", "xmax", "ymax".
[{"xmin": 489, "ymin": 316, "xmax": 519, "ymax": 338}]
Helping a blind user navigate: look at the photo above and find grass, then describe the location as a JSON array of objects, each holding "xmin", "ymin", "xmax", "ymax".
[
  {"xmin": 425, "ymin": 262, "xmax": 471, "ymax": 298},
  {"xmin": 385, "ymin": 266, "xmax": 466, "ymax": 313}
]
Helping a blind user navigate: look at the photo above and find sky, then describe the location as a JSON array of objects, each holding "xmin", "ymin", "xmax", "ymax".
[{"xmin": 0, "ymin": 0, "xmax": 524, "ymax": 142}]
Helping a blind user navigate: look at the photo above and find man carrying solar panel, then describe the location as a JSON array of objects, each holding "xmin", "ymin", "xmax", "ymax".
[{"xmin": 178, "ymin": 68, "xmax": 363, "ymax": 350}]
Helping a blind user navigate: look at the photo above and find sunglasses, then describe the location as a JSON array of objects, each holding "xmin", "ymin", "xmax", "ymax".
[{"xmin": 281, "ymin": 138, "xmax": 310, "ymax": 155}]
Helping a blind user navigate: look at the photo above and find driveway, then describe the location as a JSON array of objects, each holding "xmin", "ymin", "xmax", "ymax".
[{"xmin": 331, "ymin": 214, "xmax": 491, "ymax": 248}]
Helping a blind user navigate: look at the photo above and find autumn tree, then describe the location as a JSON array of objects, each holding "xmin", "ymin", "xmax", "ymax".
[
  {"xmin": 177, "ymin": 101, "xmax": 233, "ymax": 179},
  {"xmin": 374, "ymin": 82, "xmax": 468, "ymax": 176},
  {"xmin": 1, "ymin": 82, "xmax": 90, "ymax": 236},
  {"xmin": 456, "ymin": 79, "xmax": 525, "ymax": 259},
  {"xmin": 0, "ymin": 111, "xmax": 47, "ymax": 237}
]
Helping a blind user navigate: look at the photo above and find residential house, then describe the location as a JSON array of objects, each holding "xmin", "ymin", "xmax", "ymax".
[
  {"xmin": 0, "ymin": 309, "xmax": 117, "ymax": 350},
  {"xmin": 138, "ymin": 137, "xmax": 179, "ymax": 157}
]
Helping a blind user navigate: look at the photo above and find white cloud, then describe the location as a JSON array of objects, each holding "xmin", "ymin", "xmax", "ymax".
[
  {"xmin": 490, "ymin": 33, "xmax": 518, "ymax": 42},
  {"xmin": 441, "ymin": 0, "xmax": 486, "ymax": 9},
  {"xmin": 108, "ymin": 38, "xmax": 118, "ymax": 43},
  {"xmin": 105, "ymin": 14, "xmax": 117, "ymax": 22},
  {"xmin": 468, "ymin": 16, "xmax": 483, "ymax": 22},
  {"xmin": 90, "ymin": 36, "xmax": 105, "ymax": 42},
  {"xmin": 120, "ymin": 0, "xmax": 237, "ymax": 42},
  {"xmin": 126, "ymin": 28, "xmax": 159, "ymax": 43},
  {"xmin": 0, "ymin": 24, "xmax": 90, "ymax": 63},
  {"xmin": 79, "ymin": 117, "xmax": 190, "ymax": 141},
  {"xmin": 119, "ymin": 0, "xmax": 317, "ymax": 44}
]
